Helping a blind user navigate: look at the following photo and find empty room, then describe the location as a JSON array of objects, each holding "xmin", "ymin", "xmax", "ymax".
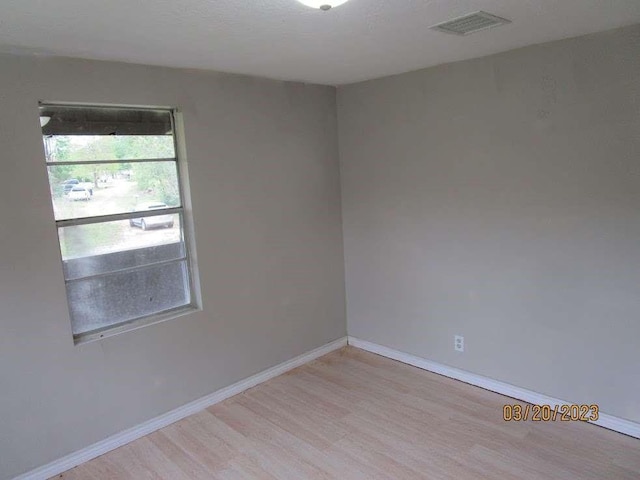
[{"xmin": 1, "ymin": 1, "xmax": 639, "ymax": 479}]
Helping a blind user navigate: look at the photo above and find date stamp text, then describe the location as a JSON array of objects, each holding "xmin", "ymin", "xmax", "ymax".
[{"xmin": 503, "ymin": 404, "xmax": 599, "ymax": 422}]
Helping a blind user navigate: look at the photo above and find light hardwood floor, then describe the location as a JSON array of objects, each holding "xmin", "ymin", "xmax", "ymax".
[{"xmin": 54, "ymin": 347, "xmax": 640, "ymax": 479}]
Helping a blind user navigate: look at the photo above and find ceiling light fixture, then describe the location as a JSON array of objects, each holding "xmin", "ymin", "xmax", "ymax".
[{"xmin": 297, "ymin": 0, "xmax": 349, "ymax": 11}]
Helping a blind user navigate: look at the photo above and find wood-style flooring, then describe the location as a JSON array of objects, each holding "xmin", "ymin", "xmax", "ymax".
[{"xmin": 55, "ymin": 347, "xmax": 640, "ymax": 479}]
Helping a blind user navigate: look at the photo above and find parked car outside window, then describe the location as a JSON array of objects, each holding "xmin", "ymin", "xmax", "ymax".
[
  {"xmin": 62, "ymin": 178, "xmax": 79, "ymax": 193},
  {"xmin": 62, "ymin": 179, "xmax": 94, "ymax": 196},
  {"xmin": 129, "ymin": 202, "xmax": 175, "ymax": 230},
  {"xmin": 68, "ymin": 185, "xmax": 92, "ymax": 201}
]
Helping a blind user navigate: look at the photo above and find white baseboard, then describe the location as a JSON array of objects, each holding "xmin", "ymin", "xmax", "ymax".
[
  {"xmin": 13, "ymin": 336, "xmax": 348, "ymax": 480},
  {"xmin": 348, "ymin": 336, "xmax": 640, "ymax": 440}
]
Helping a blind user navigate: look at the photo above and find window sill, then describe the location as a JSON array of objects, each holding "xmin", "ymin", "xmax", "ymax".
[{"xmin": 73, "ymin": 304, "xmax": 201, "ymax": 345}]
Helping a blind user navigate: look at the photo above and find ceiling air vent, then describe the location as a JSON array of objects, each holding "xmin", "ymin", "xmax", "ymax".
[{"xmin": 430, "ymin": 11, "xmax": 511, "ymax": 36}]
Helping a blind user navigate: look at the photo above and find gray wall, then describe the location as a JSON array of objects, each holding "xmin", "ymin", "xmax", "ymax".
[
  {"xmin": 0, "ymin": 54, "xmax": 346, "ymax": 479},
  {"xmin": 338, "ymin": 25, "xmax": 640, "ymax": 424}
]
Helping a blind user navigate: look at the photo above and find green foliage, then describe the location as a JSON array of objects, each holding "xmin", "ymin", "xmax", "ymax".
[
  {"xmin": 46, "ymin": 137, "xmax": 74, "ymax": 192},
  {"xmin": 132, "ymin": 162, "xmax": 180, "ymax": 206},
  {"xmin": 110, "ymin": 136, "xmax": 175, "ymax": 160},
  {"xmin": 51, "ymin": 136, "xmax": 71, "ymax": 160}
]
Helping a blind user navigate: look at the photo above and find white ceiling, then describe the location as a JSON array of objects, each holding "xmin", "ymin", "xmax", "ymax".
[{"xmin": 1, "ymin": 0, "xmax": 640, "ymax": 85}]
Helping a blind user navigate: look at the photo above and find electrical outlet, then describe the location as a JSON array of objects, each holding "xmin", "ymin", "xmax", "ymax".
[{"xmin": 454, "ymin": 335, "xmax": 464, "ymax": 352}]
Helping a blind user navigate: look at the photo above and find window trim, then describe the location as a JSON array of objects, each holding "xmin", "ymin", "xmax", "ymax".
[{"xmin": 40, "ymin": 102, "xmax": 201, "ymax": 344}]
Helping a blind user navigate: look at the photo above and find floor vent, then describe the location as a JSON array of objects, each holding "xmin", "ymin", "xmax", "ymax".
[{"xmin": 430, "ymin": 11, "xmax": 511, "ymax": 36}]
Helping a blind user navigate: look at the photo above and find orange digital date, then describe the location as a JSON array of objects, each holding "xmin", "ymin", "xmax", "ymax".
[{"xmin": 503, "ymin": 404, "xmax": 599, "ymax": 422}]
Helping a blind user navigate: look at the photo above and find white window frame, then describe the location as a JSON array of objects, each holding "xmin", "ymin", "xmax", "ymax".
[{"xmin": 40, "ymin": 102, "xmax": 201, "ymax": 344}]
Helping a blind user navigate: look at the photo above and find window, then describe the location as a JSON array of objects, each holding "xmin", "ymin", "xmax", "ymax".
[{"xmin": 40, "ymin": 103, "xmax": 198, "ymax": 343}]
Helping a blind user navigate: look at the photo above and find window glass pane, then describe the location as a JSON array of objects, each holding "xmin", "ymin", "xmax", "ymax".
[
  {"xmin": 59, "ymin": 216, "xmax": 181, "ymax": 259},
  {"xmin": 59, "ymin": 216, "xmax": 184, "ymax": 280},
  {"xmin": 67, "ymin": 260, "xmax": 190, "ymax": 336},
  {"xmin": 47, "ymin": 161, "xmax": 181, "ymax": 220},
  {"xmin": 42, "ymin": 135, "xmax": 175, "ymax": 162}
]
